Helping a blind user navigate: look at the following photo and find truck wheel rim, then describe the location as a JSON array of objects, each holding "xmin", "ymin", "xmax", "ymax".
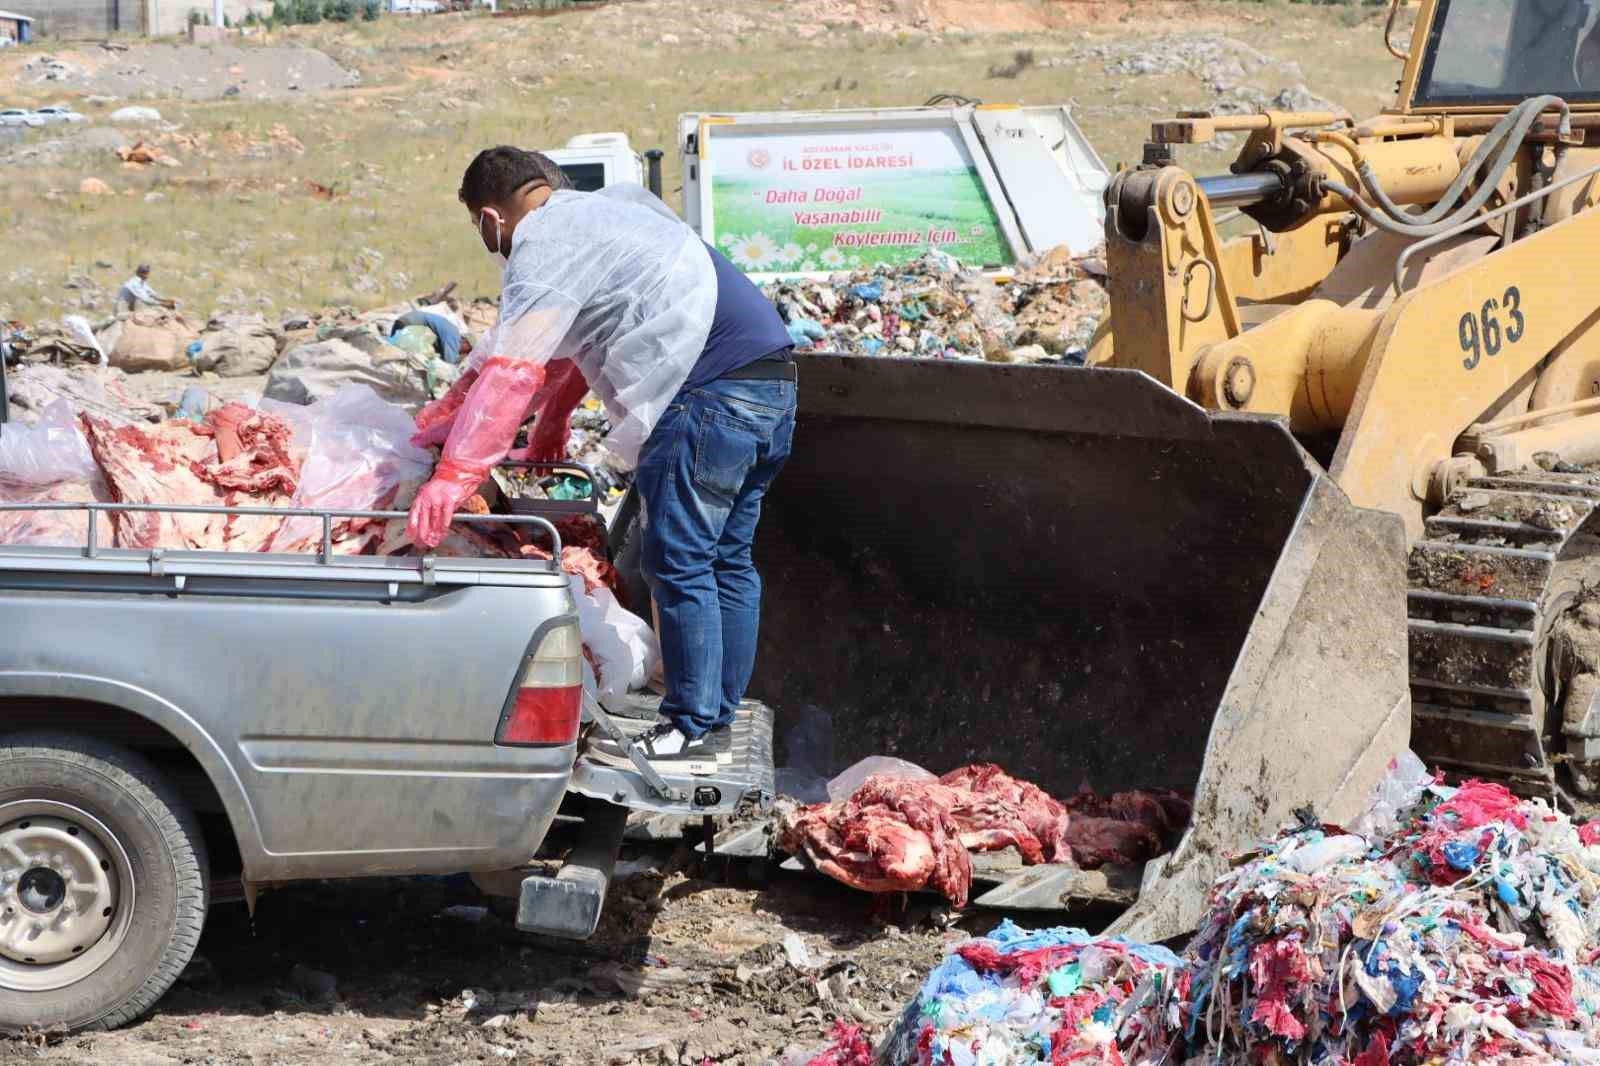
[{"xmin": 0, "ymin": 801, "xmax": 135, "ymax": 992}]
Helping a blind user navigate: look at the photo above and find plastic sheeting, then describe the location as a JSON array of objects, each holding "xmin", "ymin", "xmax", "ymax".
[
  {"xmin": 0, "ymin": 400, "xmax": 110, "ymax": 547},
  {"xmin": 266, "ymin": 385, "xmax": 434, "ymax": 554},
  {"xmin": 462, "ymin": 184, "xmax": 716, "ymax": 467}
]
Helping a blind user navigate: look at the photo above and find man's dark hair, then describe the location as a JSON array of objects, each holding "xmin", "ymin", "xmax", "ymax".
[
  {"xmin": 458, "ymin": 146, "xmax": 570, "ymax": 210},
  {"xmin": 136, "ymin": 263, "xmax": 151, "ymax": 276}
]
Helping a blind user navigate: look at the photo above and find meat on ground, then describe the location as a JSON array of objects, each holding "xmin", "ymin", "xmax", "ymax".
[{"xmin": 779, "ymin": 765, "xmax": 1193, "ymax": 906}]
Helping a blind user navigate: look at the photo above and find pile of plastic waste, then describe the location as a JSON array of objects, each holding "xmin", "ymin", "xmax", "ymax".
[
  {"xmin": 805, "ymin": 753, "xmax": 1600, "ymax": 1065},
  {"xmin": 764, "ymin": 246, "xmax": 1105, "ymax": 365},
  {"xmin": 873, "ymin": 920, "xmax": 1182, "ymax": 1065},
  {"xmin": 1146, "ymin": 760, "xmax": 1600, "ymax": 1066}
]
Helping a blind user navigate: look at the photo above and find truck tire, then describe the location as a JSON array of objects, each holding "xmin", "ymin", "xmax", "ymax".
[{"xmin": 0, "ymin": 732, "xmax": 208, "ymax": 1033}]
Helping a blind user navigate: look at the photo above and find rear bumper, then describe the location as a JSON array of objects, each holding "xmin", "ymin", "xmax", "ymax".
[{"xmin": 515, "ymin": 798, "xmax": 627, "ymax": 939}]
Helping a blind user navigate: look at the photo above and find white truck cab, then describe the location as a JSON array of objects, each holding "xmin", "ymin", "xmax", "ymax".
[{"xmin": 543, "ymin": 132, "xmax": 654, "ymax": 194}]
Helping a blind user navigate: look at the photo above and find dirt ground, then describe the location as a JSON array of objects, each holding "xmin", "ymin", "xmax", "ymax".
[
  {"xmin": 0, "ymin": 0, "xmax": 1411, "ymax": 322},
  {"xmin": 0, "ymin": 831, "xmax": 1107, "ymax": 1066},
  {"xmin": 19, "ymin": 43, "xmax": 360, "ymax": 101}
]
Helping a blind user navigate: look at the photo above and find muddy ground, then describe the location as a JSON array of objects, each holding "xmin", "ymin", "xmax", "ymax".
[{"xmin": 0, "ymin": 830, "xmax": 1114, "ymax": 1065}]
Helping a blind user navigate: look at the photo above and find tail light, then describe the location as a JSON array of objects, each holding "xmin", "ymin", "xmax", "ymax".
[{"xmin": 497, "ymin": 621, "xmax": 582, "ymax": 746}]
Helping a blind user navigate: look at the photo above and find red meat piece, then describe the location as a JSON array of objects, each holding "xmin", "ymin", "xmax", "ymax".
[
  {"xmin": 941, "ymin": 763, "xmax": 1073, "ymax": 863},
  {"xmin": 778, "ymin": 776, "xmax": 973, "ymax": 907},
  {"xmin": 189, "ymin": 403, "xmax": 299, "ymax": 496},
  {"xmin": 780, "ymin": 767, "xmax": 1196, "ymax": 904},
  {"xmin": 0, "ymin": 476, "xmax": 109, "ymax": 548}
]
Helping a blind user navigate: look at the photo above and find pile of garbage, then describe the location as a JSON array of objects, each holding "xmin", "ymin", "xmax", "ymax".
[
  {"xmin": 872, "ymin": 920, "xmax": 1183, "ymax": 1065},
  {"xmin": 805, "ymin": 753, "xmax": 1600, "ymax": 1065},
  {"xmin": 763, "ymin": 246, "xmax": 1106, "ymax": 365},
  {"xmin": 1156, "ymin": 763, "xmax": 1600, "ymax": 1065}
]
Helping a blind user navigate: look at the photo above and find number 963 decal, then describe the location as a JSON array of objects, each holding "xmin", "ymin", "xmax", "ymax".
[{"xmin": 1459, "ymin": 286, "xmax": 1525, "ymax": 370}]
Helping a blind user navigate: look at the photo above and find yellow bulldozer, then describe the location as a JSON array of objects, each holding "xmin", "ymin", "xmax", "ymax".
[{"xmin": 717, "ymin": 0, "xmax": 1600, "ymax": 938}]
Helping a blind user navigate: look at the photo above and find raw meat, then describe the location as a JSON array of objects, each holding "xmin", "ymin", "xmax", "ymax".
[
  {"xmin": 81, "ymin": 406, "xmax": 301, "ymax": 552},
  {"xmin": 779, "ymin": 766, "xmax": 1194, "ymax": 906},
  {"xmin": 779, "ymin": 775, "xmax": 975, "ymax": 906},
  {"xmin": 1063, "ymin": 786, "xmax": 1193, "ymax": 867},
  {"xmin": 189, "ymin": 403, "xmax": 299, "ymax": 495},
  {"xmin": 0, "ymin": 477, "xmax": 108, "ymax": 548},
  {"xmin": 940, "ymin": 763, "xmax": 1073, "ymax": 863},
  {"xmin": 81, "ymin": 414, "xmax": 232, "ymax": 550}
]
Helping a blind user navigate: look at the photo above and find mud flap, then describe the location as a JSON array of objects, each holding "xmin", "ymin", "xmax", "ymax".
[{"xmin": 749, "ymin": 355, "xmax": 1409, "ymax": 940}]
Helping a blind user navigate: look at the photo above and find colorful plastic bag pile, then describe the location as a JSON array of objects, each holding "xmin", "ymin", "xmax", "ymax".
[
  {"xmin": 872, "ymin": 920, "xmax": 1183, "ymax": 1066},
  {"xmin": 1145, "ymin": 776, "xmax": 1600, "ymax": 1065}
]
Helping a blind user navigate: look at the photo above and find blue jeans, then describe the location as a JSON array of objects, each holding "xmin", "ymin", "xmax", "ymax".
[{"xmin": 634, "ymin": 377, "xmax": 797, "ymax": 738}]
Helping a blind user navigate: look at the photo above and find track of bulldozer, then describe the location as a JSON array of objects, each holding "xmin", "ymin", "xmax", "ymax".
[{"xmin": 1408, "ymin": 469, "xmax": 1600, "ymax": 799}]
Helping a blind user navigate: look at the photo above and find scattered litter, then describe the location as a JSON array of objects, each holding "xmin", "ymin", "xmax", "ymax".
[
  {"xmin": 763, "ymin": 245, "xmax": 1104, "ymax": 365},
  {"xmin": 783, "ymin": 932, "xmax": 821, "ymax": 971}
]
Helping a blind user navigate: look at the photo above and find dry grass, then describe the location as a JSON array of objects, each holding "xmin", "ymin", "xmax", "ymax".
[{"xmin": 0, "ymin": 0, "xmax": 1407, "ymax": 324}]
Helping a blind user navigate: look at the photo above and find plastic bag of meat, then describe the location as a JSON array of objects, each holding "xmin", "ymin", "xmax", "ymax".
[
  {"xmin": 567, "ymin": 576, "xmax": 660, "ymax": 710},
  {"xmin": 0, "ymin": 401, "xmax": 111, "ymax": 547},
  {"xmin": 265, "ymin": 386, "xmax": 434, "ymax": 554}
]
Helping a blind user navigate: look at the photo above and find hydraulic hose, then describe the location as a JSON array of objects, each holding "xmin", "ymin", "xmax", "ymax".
[{"xmin": 1336, "ymin": 95, "xmax": 1571, "ymax": 238}]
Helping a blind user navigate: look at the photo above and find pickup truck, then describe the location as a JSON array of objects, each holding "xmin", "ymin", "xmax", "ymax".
[{"xmin": 0, "ymin": 400, "xmax": 774, "ymax": 1032}]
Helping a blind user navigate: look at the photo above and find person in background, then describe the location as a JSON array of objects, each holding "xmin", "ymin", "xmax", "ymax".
[
  {"xmin": 406, "ymin": 146, "xmax": 797, "ymax": 767},
  {"xmin": 116, "ymin": 264, "xmax": 176, "ymax": 316}
]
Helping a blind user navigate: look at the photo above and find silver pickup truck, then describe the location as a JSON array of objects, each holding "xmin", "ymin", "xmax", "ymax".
[{"xmin": 0, "ymin": 458, "xmax": 774, "ymax": 1032}]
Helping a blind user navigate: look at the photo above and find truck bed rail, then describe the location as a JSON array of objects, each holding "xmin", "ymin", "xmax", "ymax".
[{"xmin": 0, "ymin": 501, "xmax": 562, "ymax": 590}]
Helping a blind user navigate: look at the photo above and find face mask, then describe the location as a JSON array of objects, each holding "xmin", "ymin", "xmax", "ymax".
[{"xmin": 475, "ymin": 208, "xmax": 507, "ymax": 266}]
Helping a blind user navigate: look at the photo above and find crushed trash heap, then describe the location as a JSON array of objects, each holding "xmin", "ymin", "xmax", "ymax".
[
  {"xmin": 817, "ymin": 754, "xmax": 1600, "ymax": 1065},
  {"xmin": 763, "ymin": 247, "xmax": 1106, "ymax": 365}
]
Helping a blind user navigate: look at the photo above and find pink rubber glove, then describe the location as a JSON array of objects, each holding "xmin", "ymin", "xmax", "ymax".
[
  {"xmin": 411, "ymin": 367, "xmax": 481, "ymax": 449},
  {"xmin": 512, "ymin": 359, "xmax": 589, "ymax": 463},
  {"xmin": 404, "ymin": 460, "xmax": 486, "ymax": 549},
  {"xmin": 406, "ymin": 356, "xmax": 547, "ymax": 548}
]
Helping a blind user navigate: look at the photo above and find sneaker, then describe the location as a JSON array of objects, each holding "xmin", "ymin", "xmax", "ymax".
[
  {"xmin": 697, "ymin": 725, "xmax": 734, "ymax": 765},
  {"xmin": 586, "ymin": 721, "xmax": 717, "ymax": 773}
]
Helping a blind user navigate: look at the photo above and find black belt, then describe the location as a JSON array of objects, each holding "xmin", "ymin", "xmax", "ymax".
[{"xmin": 722, "ymin": 356, "xmax": 798, "ymax": 382}]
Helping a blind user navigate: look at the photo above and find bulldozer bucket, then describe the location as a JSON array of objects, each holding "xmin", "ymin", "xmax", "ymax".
[{"xmin": 748, "ymin": 354, "xmax": 1411, "ymax": 941}]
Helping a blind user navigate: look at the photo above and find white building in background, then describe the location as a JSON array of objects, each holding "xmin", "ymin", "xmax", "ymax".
[{"xmin": 0, "ymin": 0, "xmax": 274, "ymax": 37}]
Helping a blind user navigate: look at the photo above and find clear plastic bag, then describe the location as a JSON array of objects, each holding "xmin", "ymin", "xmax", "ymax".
[
  {"xmin": 1349, "ymin": 749, "xmax": 1432, "ymax": 840},
  {"xmin": 570, "ymin": 576, "xmax": 660, "ymax": 710},
  {"xmin": 0, "ymin": 400, "xmax": 110, "ymax": 547},
  {"xmin": 827, "ymin": 755, "xmax": 937, "ymax": 802},
  {"xmin": 265, "ymin": 385, "xmax": 434, "ymax": 553}
]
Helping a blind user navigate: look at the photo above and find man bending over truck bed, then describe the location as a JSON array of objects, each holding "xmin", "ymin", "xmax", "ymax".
[{"xmin": 406, "ymin": 146, "xmax": 797, "ymax": 766}]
